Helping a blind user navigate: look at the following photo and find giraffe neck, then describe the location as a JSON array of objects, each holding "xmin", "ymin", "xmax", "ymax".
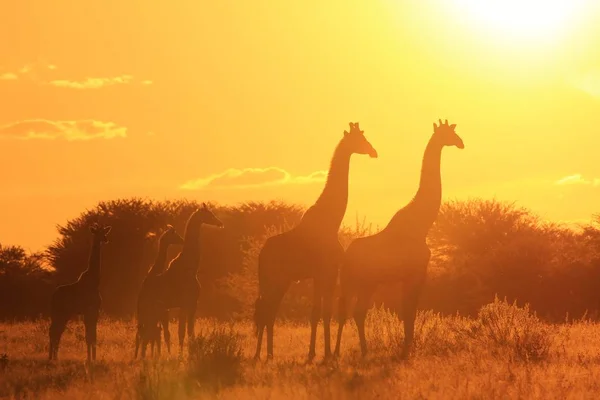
[
  {"xmin": 300, "ymin": 140, "xmax": 352, "ymax": 232},
  {"xmin": 412, "ymin": 135, "xmax": 443, "ymax": 215},
  {"xmin": 84, "ymin": 240, "xmax": 102, "ymax": 283},
  {"xmin": 179, "ymin": 214, "xmax": 202, "ymax": 268},
  {"xmin": 385, "ymin": 135, "xmax": 444, "ymax": 237},
  {"xmin": 148, "ymin": 239, "xmax": 170, "ymax": 275}
]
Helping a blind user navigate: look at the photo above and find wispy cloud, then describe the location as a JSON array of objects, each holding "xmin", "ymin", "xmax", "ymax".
[
  {"xmin": 180, "ymin": 167, "xmax": 327, "ymax": 190},
  {"xmin": 555, "ymin": 174, "xmax": 600, "ymax": 186},
  {"xmin": 571, "ymin": 71, "xmax": 600, "ymax": 98},
  {"xmin": 0, "ymin": 73, "xmax": 18, "ymax": 80},
  {"xmin": 48, "ymin": 75, "xmax": 136, "ymax": 89},
  {"xmin": 0, "ymin": 63, "xmax": 151, "ymax": 88},
  {"xmin": 0, "ymin": 120, "xmax": 127, "ymax": 141}
]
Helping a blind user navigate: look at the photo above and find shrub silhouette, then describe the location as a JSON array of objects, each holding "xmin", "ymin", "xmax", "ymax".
[
  {"xmin": 0, "ymin": 244, "xmax": 53, "ymax": 320},
  {"xmin": 3, "ymin": 197, "xmax": 600, "ymax": 322},
  {"xmin": 45, "ymin": 198, "xmax": 304, "ymax": 318},
  {"xmin": 187, "ymin": 323, "xmax": 244, "ymax": 389}
]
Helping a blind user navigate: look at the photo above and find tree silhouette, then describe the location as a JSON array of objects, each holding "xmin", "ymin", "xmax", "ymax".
[{"xmin": 0, "ymin": 244, "xmax": 53, "ymax": 319}]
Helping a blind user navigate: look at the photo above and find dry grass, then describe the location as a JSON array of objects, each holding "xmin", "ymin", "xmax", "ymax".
[{"xmin": 1, "ymin": 298, "xmax": 599, "ymax": 399}]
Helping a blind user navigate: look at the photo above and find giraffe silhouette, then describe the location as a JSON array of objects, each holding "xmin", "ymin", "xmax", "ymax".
[
  {"xmin": 134, "ymin": 224, "xmax": 184, "ymax": 359},
  {"xmin": 48, "ymin": 223, "xmax": 112, "ymax": 361},
  {"xmin": 254, "ymin": 122, "xmax": 378, "ymax": 361},
  {"xmin": 147, "ymin": 204, "xmax": 224, "ymax": 356},
  {"xmin": 334, "ymin": 119, "xmax": 464, "ymax": 360}
]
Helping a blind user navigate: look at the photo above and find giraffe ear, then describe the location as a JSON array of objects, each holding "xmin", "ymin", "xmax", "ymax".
[
  {"xmin": 343, "ymin": 130, "xmax": 349, "ymax": 136},
  {"xmin": 450, "ymin": 124, "xmax": 457, "ymax": 130},
  {"xmin": 433, "ymin": 122, "xmax": 437, "ymax": 131},
  {"xmin": 202, "ymin": 202, "xmax": 208, "ymax": 209}
]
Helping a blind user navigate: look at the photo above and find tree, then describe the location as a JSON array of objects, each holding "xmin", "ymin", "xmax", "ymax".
[
  {"xmin": 0, "ymin": 244, "xmax": 53, "ymax": 320},
  {"xmin": 44, "ymin": 198, "xmax": 305, "ymax": 318}
]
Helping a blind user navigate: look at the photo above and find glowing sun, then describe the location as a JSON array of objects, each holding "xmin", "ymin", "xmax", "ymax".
[{"xmin": 453, "ymin": 0, "xmax": 588, "ymax": 42}]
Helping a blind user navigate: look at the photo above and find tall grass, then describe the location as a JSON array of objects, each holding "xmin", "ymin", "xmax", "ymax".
[{"xmin": 0, "ymin": 299, "xmax": 595, "ymax": 399}]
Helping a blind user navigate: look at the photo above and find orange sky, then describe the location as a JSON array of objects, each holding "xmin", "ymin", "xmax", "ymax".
[{"xmin": 1, "ymin": 0, "xmax": 600, "ymax": 251}]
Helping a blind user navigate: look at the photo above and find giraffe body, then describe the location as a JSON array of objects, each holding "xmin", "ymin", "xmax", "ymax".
[
  {"xmin": 254, "ymin": 122, "xmax": 378, "ymax": 361},
  {"xmin": 48, "ymin": 224, "xmax": 111, "ymax": 361},
  {"xmin": 334, "ymin": 120, "xmax": 464, "ymax": 360},
  {"xmin": 137, "ymin": 204, "xmax": 223, "ymax": 357},
  {"xmin": 134, "ymin": 225, "xmax": 183, "ymax": 359}
]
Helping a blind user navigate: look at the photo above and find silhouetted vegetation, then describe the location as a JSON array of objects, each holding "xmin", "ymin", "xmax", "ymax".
[
  {"xmin": 0, "ymin": 245, "xmax": 53, "ymax": 320},
  {"xmin": 2, "ymin": 197, "xmax": 600, "ymax": 322}
]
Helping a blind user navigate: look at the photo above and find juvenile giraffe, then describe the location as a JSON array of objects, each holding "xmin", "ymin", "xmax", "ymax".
[
  {"xmin": 150, "ymin": 204, "xmax": 224, "ymax": 356},
  {"xmin": 254, "ymin": 122, "xmax": 378, "ymax": 361},
  {"xmin": 48, "ymin": 223, "xmax": 112, "ymax": 361},
  {"xmin": 334, "ymin": 119, "xmax": 464, "ymax": 359},
  {"xmin": 134, "ymin": 224, "xmax": 184, "ymax": 359}
]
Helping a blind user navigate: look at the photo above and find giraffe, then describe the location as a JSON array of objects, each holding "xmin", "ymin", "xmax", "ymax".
[
  {"xmin": 48, "ymin": 223, "xmax": 112, "ymax": 361},
  {"xmin": 134, "ymin": 224, "xmax": 184, "ymax": 359},
  {"xmin": 334, "ymin": 119, "xmax": 464, "ymax": 360},
  {"xmin": 150, "ymin": 204, "xmax": 224, "ymax": 356},
  {"xmin": 254, "ymin": 122, "xmax": 378, "ymax": 361}
]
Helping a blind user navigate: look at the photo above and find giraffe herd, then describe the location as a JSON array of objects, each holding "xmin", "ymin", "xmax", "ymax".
[{"xmin": 47, "ymin": 120, "xmax": 464, "ymax": 363}]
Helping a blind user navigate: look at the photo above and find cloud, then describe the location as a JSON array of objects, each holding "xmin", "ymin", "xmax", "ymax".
[
  {"xmin": 0, "ymin": 73, "xmax": 18, "ymax": 80},
  {"xmin": 0, "ymin": 120, "xmax": 127, "ymax": 141},
  {"xmin": 554, "ymin": 174, "xmax": 600, "ymax": 186},
  {"xmin": 48, "ymin": 75, "xmax": 136, "ymax": 89},
  {"xmin": 180, "ymin": 167, "xmax": 327, "ymax": 190},
  {"xmin": 0, "ymin": 63, "xmax": 151, "ymax": 88},
  {"xmin": 571, "ymin": 72, "xmax": 600, "ymax": 98}
]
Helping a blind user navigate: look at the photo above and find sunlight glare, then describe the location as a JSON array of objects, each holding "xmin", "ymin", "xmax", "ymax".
[{"xmin": 452, "ymin": 0, "xmax": 587, "ymax": 42}]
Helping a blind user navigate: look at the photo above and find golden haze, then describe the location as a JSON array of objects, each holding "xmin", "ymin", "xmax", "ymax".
[{"xmin": 1, "ymin": 0, "xmax": 600, "ymax": 250}]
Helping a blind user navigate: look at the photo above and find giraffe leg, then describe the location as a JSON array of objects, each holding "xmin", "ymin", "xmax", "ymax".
[
  {"xmin": 308, "ymin": 284, "xmax": 323, "ymax": 362},
  {"xmin": 334, "ymin": 283, "xmax": 353, "ymax": 358},
  {"xmin": 134, "ymin": 327, "xmax": 141, "ymax": 359},
  {"xmin": 334, "ymin": 294, "xmax": 346, "ymax": 357},
  {"xmin": 141, "ymin": 328, "xmax": 149, "ymax": 359},
  {"xmin": 186, "ymin": 302, "xmax": 197, "ymax": 344},
  {"xmin": 178, "ymin": 309, "xmax": 187, "ymax": 357},
  {"xmin": 161, "ymin": 310, "xmax": 171, "ymax": 354},
  {"xmin": 253, "ymin": 297, "xmax": 266, "ymax": 360},
  {"xmin": 401, "ymin": 279, "xmax": 424, "ymax": 360},
  {"xmin": 84, "ymin": 310, "xmax": 99, "ymax": 361},
  {"xmin": 49, "ymin": 316, "xmax": 67, "ymax": 360},
  {"xmin": 354, "ymin": 287, "xmax": 374, "ymax": 357},
  {"xmin": 266, "ymin": 287, "xmax": 287, "ymax": 360},
  {"xmin": 322, "ymin": 283, "xmax": 335, "ymax": 360},
  {"xmin": 155, "ymin": 324, "xmax": 162, "ymax": 358}
]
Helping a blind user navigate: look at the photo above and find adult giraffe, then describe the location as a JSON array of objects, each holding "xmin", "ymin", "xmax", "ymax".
[
  {"xmin": 334, "ymin": 119, "xmax": 464, "ymax": 360},
  {"xmin": 151, "ymin": 204, "xmax": 223, "ymax": 356},
  {"xmin": 254, "ymin": 122, "xmax": 378, "ymax": 361}
]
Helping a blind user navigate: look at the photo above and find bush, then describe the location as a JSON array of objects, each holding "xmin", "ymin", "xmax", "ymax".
[
  {"xmin": 475, "ymin": 296, "xmax": 554, "ymax": 361},
  {"xmin": 187, "ymin": 323, "xmax": 244, "ymax": 389},
  {"xmin": 449, "ymin": 296, "xmax": 554, "ymax": 361},
  {"xmin": 0, "ymin": 245, "xmax": 54, "ymax": 320},
  {"xmin": 45, "ymin": 198, "xmax": 304, "ymax": 318},
  {"xmin": 365, "ymin": 306, "xmax": 467, "ymax": 357},
  {"xmin": 362, "ymin": 297, "xmax": 554, "ymax": 362}
]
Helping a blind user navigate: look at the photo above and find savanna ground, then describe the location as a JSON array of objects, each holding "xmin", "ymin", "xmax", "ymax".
[{"xmin": 2, "ymin": 298, "xmax": 600, "ymax": 400}]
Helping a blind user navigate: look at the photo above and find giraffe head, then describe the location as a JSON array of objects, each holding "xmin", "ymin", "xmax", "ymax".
[
  {"xmin": 89, "ymin": 223, "xmax": 112, "ymax": 244},
  {"xmin": 433, "ymin": 119, "xmax": 464, "ymax": 149},
  {"xmin": 196, "ymin": 203, "xmax": 224, "ymax": 228},
  {"xmin": 343, "ymin": 122, "xmax": 378, "ymax": 158},
  {"xmin": 159, "ymin": 224, "xmax": 184, "ymax": 246}
]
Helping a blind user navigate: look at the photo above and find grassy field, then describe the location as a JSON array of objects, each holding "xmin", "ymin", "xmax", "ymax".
[{"xmin": 1, "ymin": 298, "xmax": 599, "ymax": 399}]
